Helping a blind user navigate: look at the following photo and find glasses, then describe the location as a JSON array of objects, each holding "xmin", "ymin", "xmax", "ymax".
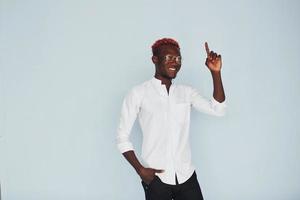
[{"xmin": 162, "ymin": 54, "xmax": 182, "ymax": 64}]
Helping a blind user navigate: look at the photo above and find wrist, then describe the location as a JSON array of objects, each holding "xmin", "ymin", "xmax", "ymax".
[
  {"xmin": 210, "ymin": 70, "xmax": 221, "ymax": 75},
  {"xmin": 136, "ymin": 165, "xmax": 145, "ymax": 175}
]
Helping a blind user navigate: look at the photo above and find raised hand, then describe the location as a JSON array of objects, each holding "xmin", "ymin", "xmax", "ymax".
[
  {"xmin": 205, "ymin": 42, "xmax": 222, "ymax": 72},
  {"xmin": 138, "ymin": 167, "xmax": 164, "ymax": 185}
]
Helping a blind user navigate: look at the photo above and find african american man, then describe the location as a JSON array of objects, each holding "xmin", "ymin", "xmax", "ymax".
[{"xmin": 116, "ymin": 38, "xmax": 226, "ymax": 200}]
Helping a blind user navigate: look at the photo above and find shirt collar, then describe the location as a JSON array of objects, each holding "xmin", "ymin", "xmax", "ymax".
[
  {"xmin": 150, "ymin": 76, "xmax": 176, "ymax": 96},
  {"xmin": 151, "ymin": 77, "xmax": 164, "ymax": 88},
  {"xmin": 150, "ymin": 76, "xmax": 176, "ymax": 87}
]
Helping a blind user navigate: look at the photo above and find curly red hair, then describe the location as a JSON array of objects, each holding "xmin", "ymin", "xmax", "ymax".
[{"xmin": 151, "ymin": 38, "xmax": 180, "ymax": 56}]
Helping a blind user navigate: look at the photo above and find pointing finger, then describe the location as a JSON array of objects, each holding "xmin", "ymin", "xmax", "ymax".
[{"xmin": 205, "ymin": 42, "xmax": 210, "ymax": 56}]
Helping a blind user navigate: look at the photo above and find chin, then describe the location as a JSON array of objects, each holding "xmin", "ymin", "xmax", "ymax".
[
  {"xmin": 163, "ymin": 72, "xmax": 177, "ymax": 79},
  {"xmin": 169, "ymin": 74, "xmax": 177, "ymax": 79},
  {"xmin": 172, "ymin": 72, "xmax": 178, "ymax": 78}
]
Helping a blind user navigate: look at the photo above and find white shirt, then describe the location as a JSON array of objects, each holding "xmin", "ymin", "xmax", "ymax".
[{"xmin": 116, "ymin": 77, "xmax": 226, "ymax": 185}]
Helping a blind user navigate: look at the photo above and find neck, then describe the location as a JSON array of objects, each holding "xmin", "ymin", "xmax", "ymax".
[
  {"xmin": 154, "ymin": 74, "xmax": 172, "ymax": 85},
  {"xmin": 154, "ymin": 73, "xmax": 172, "ymax": 93}
]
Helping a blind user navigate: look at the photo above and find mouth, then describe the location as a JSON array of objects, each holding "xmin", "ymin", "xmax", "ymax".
[{"xmin": 169, "ymin": 67, "xmax": 176, "ymax": 71}]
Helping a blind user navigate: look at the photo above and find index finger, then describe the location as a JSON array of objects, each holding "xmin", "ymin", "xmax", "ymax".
[{"xmin": 205, "ymin": 42, "xmax": 210, "ymax": 56}]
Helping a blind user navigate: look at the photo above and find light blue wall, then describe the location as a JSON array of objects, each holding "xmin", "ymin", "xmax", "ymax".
[{"xmin": 1, "ymin": 0, "xmax": 300, "ymax": 199}]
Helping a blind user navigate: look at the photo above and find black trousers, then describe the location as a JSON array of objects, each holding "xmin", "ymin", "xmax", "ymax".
[{"xmin": 141, "ymin": 171, "xmax": 204, "ymax": 200}]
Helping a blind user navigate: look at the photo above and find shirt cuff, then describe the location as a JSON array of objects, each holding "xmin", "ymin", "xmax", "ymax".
[
  {"xmin": 117, "ymin": 142, "xmax": 135, "ymax": 154},
  {"xmin": 211, "ymin": 97, "xmax": 227, "ymax": 116}
]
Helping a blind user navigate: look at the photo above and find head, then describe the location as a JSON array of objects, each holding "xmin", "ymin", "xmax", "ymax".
[{"xmin": 151, "ymin": 38, "xmax": 182, "ymax": 80}]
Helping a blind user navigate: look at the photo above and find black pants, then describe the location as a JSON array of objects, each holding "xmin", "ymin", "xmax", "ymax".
[{"xmin": 141, "ymin": 171, "xmax": 204, "ymax": 200}]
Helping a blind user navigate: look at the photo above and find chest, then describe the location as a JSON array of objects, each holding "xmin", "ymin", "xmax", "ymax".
[{"xmin": 139, "ymin": 88, "xmax": 191, "ymax": 123}]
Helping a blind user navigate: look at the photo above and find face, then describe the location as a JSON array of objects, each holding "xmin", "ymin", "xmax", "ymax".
[{"xmin": 152, "ymin": 45, "xmax": 181, "ymax": 80}]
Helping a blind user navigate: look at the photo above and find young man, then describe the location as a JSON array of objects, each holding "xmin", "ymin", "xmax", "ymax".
[{"xmin": 116, "ymin": 38, "xmax": 226, "ymax": 200}]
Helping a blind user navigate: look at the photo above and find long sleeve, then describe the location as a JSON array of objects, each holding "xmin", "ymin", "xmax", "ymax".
[
  {"xmin": 189, "ymin": 86, "xmax": 226, "ymax": 117},
  {"xmin": 116, "ymin": 88, "xmax": 141, "ymax": 153}
]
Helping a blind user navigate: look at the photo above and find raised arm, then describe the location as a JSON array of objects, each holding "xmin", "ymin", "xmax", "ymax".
[
  {"xmin": 189, "ymin": 42, "xmax": 226, "ymax": 116},
  {"xmin": 205, "ymin": 42, "xmax": 225, "ymax": 103}
]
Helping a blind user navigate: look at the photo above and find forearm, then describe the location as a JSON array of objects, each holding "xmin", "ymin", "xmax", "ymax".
[
  {"xmin": 122, "ymin": 150, "xmax": 144, "ymax": 174},
  {"xmin": 211, "ymin": 71, "xmax": 225, "ymax": 102}
]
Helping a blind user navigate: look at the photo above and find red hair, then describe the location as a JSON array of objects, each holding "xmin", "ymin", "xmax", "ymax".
[{"xmin": 151, "ymin": 38, "xmax": 180, "ymax": 56}]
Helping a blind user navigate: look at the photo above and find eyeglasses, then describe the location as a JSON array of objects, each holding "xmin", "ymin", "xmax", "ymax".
[{"xmin": 163, "ymin": 54, "xmax": 182, "ymax": 64}]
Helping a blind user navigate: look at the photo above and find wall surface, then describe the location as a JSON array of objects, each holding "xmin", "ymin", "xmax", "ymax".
[{"xmin": 1, "ymin": 0, "xmax": 300, "ymax": 199}]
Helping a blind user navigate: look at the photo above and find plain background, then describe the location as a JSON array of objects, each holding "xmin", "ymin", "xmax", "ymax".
[{"xmin": 1, "ymin": 0, "xmax": 300, "ymax": 199}]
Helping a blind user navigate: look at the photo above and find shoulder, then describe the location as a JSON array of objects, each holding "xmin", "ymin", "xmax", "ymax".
[
  {"xmin": 124, "ymin": 79, "xmax": 150, "ymax": 101},
  {"xmin": 174, "ymin": 83, "xmax": 203, "ymax": 99},
  {"xmin": 174, "ymin": 83, "xmax": 195, "ymax": 93},
  {"xmin": 128, "ymin": 79, "xmax": 149, "ymax": 94}
]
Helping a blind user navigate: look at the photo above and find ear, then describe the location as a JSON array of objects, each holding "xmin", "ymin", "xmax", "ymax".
[{"xmin": 152, "ymin": 56, "xmax": 158, "ymax": 64}]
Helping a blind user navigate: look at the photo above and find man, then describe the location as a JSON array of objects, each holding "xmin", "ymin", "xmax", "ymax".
[{"xmin": 116, "ymin": 38, "xmax": 226, "ymax": 200}]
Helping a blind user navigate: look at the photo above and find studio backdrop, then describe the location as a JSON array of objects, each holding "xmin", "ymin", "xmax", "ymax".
[{"xmin": 0, "ymin": 0, "xmax": 300, "ymax": 199}]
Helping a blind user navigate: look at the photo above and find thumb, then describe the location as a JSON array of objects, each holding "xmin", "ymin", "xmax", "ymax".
[{"xmin": 153, "ymin": 169, "xmax": 165, "ymax": 173}]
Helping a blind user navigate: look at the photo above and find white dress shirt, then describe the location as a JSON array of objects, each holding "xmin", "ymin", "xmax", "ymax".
[{"xmin": 116, "ymin": 77, "xmax": 226, "ymax": 185}]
